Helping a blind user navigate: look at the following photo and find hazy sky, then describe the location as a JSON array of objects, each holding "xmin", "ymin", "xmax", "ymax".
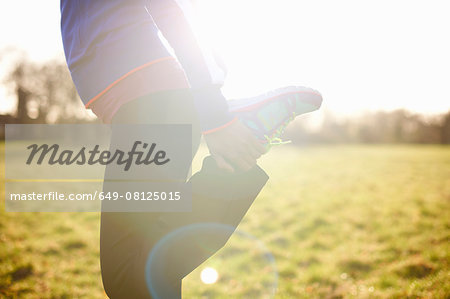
[{"xmin": 1, "ymin": 0, "xmax": 449, "ymax": 115}]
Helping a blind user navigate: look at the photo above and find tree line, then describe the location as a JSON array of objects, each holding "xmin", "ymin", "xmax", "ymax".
[
  {"xmin": 285, "ymin": 109, "xmax": 450, "ymax": 144},
  {"xmin": 1, "ymin": 54, "xmax": 449, "ymax": 144}
]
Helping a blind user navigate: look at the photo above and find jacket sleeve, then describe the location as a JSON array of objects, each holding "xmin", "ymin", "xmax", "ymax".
[{"xmin": 146, "ymin": 0, "xmax": 236, "ymax": 133}]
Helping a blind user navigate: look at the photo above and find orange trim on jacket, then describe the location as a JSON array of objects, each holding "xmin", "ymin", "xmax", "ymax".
[{"xmin": 85, "ymin": 57, "xmax": 175, "ymax": 108}]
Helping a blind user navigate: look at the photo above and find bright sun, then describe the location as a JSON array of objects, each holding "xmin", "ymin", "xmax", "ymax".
[{"xmin": 191, "ymin": 0, "xmax": 450, "ymax": 115}]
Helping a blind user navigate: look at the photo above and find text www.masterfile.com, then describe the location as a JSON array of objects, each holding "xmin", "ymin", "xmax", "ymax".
[{"xmin": 9, "ymin": 191, "xmax": 182, "ymax": 201}]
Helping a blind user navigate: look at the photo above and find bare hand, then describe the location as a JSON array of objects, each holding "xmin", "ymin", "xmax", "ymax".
[{"xmin": 204, "ymin": 120, "xmax": 266, "ymax": 172}]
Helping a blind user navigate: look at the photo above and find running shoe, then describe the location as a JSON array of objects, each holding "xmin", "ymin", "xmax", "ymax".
[{"xmin": 228, "ymin": 86, "xmax": 323, "ymax": 147}]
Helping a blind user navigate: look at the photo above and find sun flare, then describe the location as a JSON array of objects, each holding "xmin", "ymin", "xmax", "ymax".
[{"xmin": 200, "ymin": 267, "xmax": 219, "ymax": 284}]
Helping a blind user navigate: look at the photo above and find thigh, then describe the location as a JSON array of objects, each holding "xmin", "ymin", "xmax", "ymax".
[
  {"xmin": 100, "ymin": 89, "xmax": 200, "ymax": 298},
  {"xmin": 111, "ymin": 89, "xmax": 201, "ymax": 154}
]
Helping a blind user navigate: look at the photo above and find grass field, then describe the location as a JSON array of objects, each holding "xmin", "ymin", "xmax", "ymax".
[{"xmin": 1, "ymin": 143, "xmax": 449, "ymax": 298}]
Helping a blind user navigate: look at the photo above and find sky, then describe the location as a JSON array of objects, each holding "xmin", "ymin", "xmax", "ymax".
[{"xmin": 0, "ymin": 0, "xmax": 449, "ymax": 116}]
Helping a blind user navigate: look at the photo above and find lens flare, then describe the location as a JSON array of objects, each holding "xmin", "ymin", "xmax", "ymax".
[
  {"xmin": 146, "ymin": 223, "xmax": 278, "ymax": 299},
  {"xmin": 200, "ymin": 267, "xmax": 219, "ymax": 284}
]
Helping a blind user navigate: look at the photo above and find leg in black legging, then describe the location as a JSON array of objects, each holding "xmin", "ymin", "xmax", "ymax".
[{"xmin": 100, "ymin": 90, "xmax": 268, "ymax": 298}]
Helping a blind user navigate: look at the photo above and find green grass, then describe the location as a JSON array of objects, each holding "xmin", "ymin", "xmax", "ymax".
[{"xmin": 1, "ymin": 143, "xmax": 449, "ymax": 298}]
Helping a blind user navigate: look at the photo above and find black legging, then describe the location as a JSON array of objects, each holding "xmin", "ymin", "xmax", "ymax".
[{"xmin": 100, "ymin": 89, "xmax": 268, "ymax": 298}]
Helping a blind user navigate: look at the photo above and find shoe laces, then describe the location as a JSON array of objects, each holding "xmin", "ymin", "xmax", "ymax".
[{"xmin": 264, "ymin": 111, "xmax": 296, "ymax": 146}]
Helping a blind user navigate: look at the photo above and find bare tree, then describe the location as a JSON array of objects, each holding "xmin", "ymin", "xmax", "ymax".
[{"xmin": 2, "ymin": 49, "xmax": 88, "ymax": 123}]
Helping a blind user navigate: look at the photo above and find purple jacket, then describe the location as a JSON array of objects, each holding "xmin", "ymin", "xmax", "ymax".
[{"xmin": 60, "ymin": 0, "xmax": 234, "ymax": 132}]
